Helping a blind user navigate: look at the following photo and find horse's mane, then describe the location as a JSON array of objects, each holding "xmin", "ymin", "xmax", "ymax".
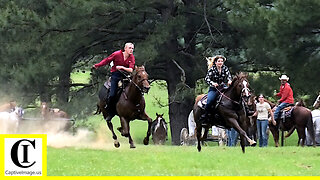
[
  {"xmin": 295, "ymin": 99, "xmax": 305, "ymax": 107},
  {"xmin": 229, "ymin": 72, "xmax": 248, "ymax": 88}
]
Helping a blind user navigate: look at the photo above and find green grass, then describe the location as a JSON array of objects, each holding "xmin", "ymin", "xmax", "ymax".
[{"xmin": 47, "ymin": 145, "xmax": 320, "ymax": 176}]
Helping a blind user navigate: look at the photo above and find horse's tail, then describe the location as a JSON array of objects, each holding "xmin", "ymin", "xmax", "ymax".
[
  {"xmin": 94, "ymin": 103, "xmax": 101, "ymax": 115},
  {"xmin": 306, "ymin": 110, "xmax": 316, "ymax": 146}
]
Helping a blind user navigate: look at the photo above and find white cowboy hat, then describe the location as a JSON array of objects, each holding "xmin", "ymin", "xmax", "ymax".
[{"xmin": 279, "ymin": 74, "xmax": 289, "ymax": 81}]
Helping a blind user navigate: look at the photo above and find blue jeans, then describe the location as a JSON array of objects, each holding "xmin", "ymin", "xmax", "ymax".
[
  {"xmin": 227, "ymin": 128, "xmax": 239, "ymax": 147},
  {"xmin": 109, "ymin": 71, "xmax": 123, "ymax": 99},
  {"xmin": 257, "ymin": 120, "xmax": 268, "ymax": 147},
  {"xmin": 274, "ymin": 102, "xmax": 289, "ymax": 120},
  {"xmin": 205, "ymin": 87, "xmax": 218, "ymax": 111}
]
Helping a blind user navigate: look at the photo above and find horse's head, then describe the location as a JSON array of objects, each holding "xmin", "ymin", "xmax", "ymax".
[
  {"xmin": 133, "ymin": 65, "xmax": 150, "ymax": 93},
  {"xmin": 313, "ymin": 93, "xmax": 320, "ymax": 109},
  {"xmin": 230, "ymin": 72, "xmax": 251, "ymax": 99},
  {"xmin": 13, "ymin": 107, "xmax": 24, "ymax": 118}
]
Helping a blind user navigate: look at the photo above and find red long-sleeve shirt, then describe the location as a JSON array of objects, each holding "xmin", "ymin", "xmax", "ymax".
[
  {"xmin": 276, "ymin": 82, "xmax": 294, "ymax": 104},
  {"xmin": 94, "ymin": 50, "xmax": 135, "ymax": 72}
]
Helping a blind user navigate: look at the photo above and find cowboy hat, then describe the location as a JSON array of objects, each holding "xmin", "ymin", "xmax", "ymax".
[{"xmin": 279, "ymin": 74, "xmax": 289, "ymax": 81}]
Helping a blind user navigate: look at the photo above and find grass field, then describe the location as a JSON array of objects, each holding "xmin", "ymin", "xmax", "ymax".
[
  {"xmin": 45, "ymin": 72, "xmax": 319, "ymax": 176},
  {"xmin": 47, "ymin": 145, "xmax": 320, "ymax": 176}
]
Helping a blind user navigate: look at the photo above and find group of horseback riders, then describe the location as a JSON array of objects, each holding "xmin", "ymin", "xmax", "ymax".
[{"xmin": 93, "ymin": 42, "xmax": 294, "ymax": 129}]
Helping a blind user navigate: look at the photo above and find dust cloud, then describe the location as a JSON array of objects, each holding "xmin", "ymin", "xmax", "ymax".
[{"xmin": 3, "ymin": 119, "xmax": 117, "ymax": 150}]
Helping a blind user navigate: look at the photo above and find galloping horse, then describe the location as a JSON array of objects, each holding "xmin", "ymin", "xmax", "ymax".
[
  {"xmin": 267, "ymin": 100, "xmax": 316, "ymax": 147},
  {"xmin": 41, "ymin": 102, "xmax": 69, "ymax": 120},
  {"xmin": 98, "ymin": 66, "xmax": 152, "ymax": 148},
  {"xmin": 194, "ymin": 73, "xmax": 256, "ymax": 153}
]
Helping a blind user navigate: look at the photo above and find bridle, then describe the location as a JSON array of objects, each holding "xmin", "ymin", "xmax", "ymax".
[
  {"xmin": 214, "ymin": 78, "xmax": 251, "ymax": 106},
  {"xmin": 119, "ymin": 70, "xmax": 149, "ymax": 95}
]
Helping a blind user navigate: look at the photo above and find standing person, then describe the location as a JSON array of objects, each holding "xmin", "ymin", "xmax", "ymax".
[
  {"xmin": 253, "ymin": 94, "xmax": 276, "ymax": 147},
  {"xmin": 273, "ymin": 75, "xmax": 294, "ymax": 121},
  {"xmin": 92, "ymin": 42, "xmax": 135, "ymax": 121},
  {"xmin": 200, "ymin": 55, "xmax": 232, "ymax": 124},
  {"xmin": 227, "ymin": 128, "xmax": 239, "ymax": 147}
]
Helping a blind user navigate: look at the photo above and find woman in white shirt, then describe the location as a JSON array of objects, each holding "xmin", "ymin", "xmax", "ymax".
[{"xmin": 253, "ymin": 94, "xmax": 276, "ymax": 147}]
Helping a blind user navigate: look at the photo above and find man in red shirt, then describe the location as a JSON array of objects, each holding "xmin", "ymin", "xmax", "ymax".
[
  {"xmin": 92, "ymin": 42, "xmax": 135, "ymax": 121},
  {"xmin": 273, "ymin": 74, "xmax": 294, "ymax": 121}
]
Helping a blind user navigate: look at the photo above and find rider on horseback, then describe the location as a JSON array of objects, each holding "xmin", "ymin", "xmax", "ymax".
[
  {"xmin": 92, "ymin": 42, "xmax": 135, "ymax": 122},
  {"xmin": 200, "ymin": 55, "xmax": 232, "ymax": 124},
  {"xmin": 273, "ymin": 74, "xmax": 294, "ymax": 121}
]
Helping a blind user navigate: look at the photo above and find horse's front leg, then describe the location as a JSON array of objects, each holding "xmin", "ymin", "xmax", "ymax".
[
  {"xmin": 269, "ymin": 122, "xmax": 279, "ymax": 147},
  {"xmin": 127, "ymin": 121, "xmax": 136, "ymax": 148},
  {"xmin": 228, "ymin": 118, "xmax": 256, "ymax": 153},
  {"xmin": 119, "ymin": 117, "xmax": 135, "ymax": 148},
  {"xmin": 140, "ymin": 111, "xmax": 152, "ymax": 145}
]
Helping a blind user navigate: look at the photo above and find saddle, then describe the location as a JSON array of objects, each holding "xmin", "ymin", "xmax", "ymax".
[
  {"xmin": 99, "ymin": 77, "xmax": 130, "ymax": 104},
  {"xmin": 280, "ymin": 104, "xmax": 295, "ymax": 121},
  {"xmin": 197, "ymin": 85, "xmax": 227, "ymax": 109}
]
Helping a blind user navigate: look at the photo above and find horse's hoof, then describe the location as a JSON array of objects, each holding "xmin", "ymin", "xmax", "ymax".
[
  {"xmin": 249, "ymin": 140, "xmax": 256, "ymax": 146},
  {"xmin": 197, "ymin": 146, "xmax": 201, "ymax": 152},
  {"xmin": 114, "ymin": 141, "xmax": 120, "ymax": 148},
  {"xmin": 143, "ymin": 138, "xmax": 149, "ymax": 145},
  {"xmin": 130, "ymin": 144, "xmax": 136, "ymax": 148}
]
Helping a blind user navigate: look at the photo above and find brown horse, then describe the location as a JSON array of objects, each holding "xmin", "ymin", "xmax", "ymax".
[
  {"xmin": 244, "ymin": 94, "xmax": 258, "ymax": 146},
  {"xmin": 194, "ymin": 73, "xmax": 256, "ymax": 153},
  {"xmin": 0, "ymin": 101, "xmax": 16, "ymax": 112},
  {"xmin": 97, "ymin": 66, "xmax": 152, "ymax": 148},
  {"xmin": 41, "ymin": 102, "xmax": 69, "ymax": 119},
  {"xmin": 267, "ymin": 100, "xmax": 316, "ymax": 147}
]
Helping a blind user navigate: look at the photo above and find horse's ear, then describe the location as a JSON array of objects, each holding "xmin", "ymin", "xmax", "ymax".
[
  {"xmin": 156, "ymin": 113, "xmax": 159, "ymax": 116},
  {"xmin": 134, "ymin": 65, "xmax": 138, "ymax": 70},
  {"xmin": 161, "ymin": 113, "xmax": 164, "ymax": 116}
]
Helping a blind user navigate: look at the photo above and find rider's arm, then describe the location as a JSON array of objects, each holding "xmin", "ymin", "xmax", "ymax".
[
  {"xmin": 93, "ymin": 52, "xmax": 116, "ymax": 68},
  {"xmin": 205, "ymin": 67, "xmax": 218, "ymax": 87},
  {"xmin": 116, "ymin": 66, "xmax": 133, "ymax": 73},
  {"xmin": 279, "ymin": 86, "xmax": 290, "ymax": 103},
  {"xmin": 225, "ymin": 66, "xmax": 232, "ymax": 85}
]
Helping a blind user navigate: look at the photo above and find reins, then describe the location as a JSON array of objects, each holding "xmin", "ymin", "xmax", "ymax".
[
  {"xmin": 118, "ymin": 70, "xmax": 148, "ymax": 95},
  {"xmin": 213, "ymin": 79, "xmax": 250, "ymax": 106}
]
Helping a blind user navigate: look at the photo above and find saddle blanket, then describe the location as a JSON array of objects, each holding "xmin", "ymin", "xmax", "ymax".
[
  {"xmin": 197, "ymin": 95, "xmax": 208, "ymax": 109},
  {"xmin": 281, "ymin": 106, "xmax": 294, "ymax": 119}
]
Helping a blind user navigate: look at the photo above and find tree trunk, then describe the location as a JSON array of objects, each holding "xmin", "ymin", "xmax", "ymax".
[
  {"xmin": 56, "ymin": 65, "xmax": 71, "ymax": 105},
  {"xmin": 166, "ymin": 60, "xmax": 194, "ymax": 145}
]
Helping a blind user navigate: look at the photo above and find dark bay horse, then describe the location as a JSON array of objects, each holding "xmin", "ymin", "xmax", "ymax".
[
  {"xmin": 151, "ymin": 113, "xmax": 168, "ymax": 145},
  {"xmin": 97, "ymin": 66, "xmax": 152, "ymax": 148},
  {"xmin": 267, "ymin": 100, "xmax": 316, "ymax": 147},
  {"xmin": 244, "ymin": 95, "xmax": 258, "ymax": 146},
  {"xmin": 194, "ymin": 73, "xmax": 256, "ymax": 153}
]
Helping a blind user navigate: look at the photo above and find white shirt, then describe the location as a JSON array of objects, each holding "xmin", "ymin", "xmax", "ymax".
[{"xmin": 256, "ymin": 102, "xmax": 271, "ymax": 120}]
